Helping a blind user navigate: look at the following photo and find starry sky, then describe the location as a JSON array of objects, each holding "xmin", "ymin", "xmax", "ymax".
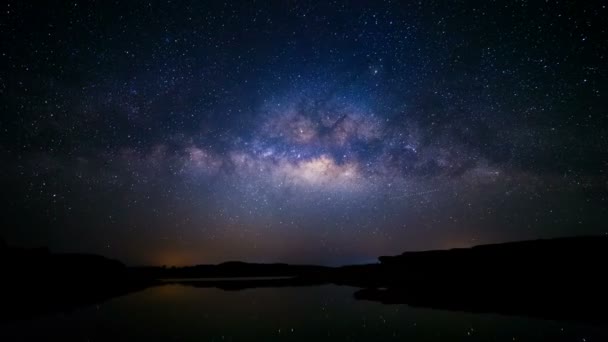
[{"xmin": 1, "ymin": 1, "xmax": 607, "ymax": 266}]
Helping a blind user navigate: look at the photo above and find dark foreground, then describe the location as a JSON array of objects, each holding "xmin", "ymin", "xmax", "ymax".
[
  {"xmin": 4, "ymin": 284, "xmax": 608, "ymax": 342},
  {"xmin": 1, "ymin": 236, "xmax": 607, "ymax": 325}
]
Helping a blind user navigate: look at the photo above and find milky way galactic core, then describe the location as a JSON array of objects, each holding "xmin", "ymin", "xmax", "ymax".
[{"xmin": 1, "ymin": 1, "xmax": 606, "ymax": 265}]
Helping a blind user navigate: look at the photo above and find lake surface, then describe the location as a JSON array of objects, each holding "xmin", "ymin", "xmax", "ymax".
[{"xmin": 2, "ymin": 284, "xmax": 607, "ymax": 341}]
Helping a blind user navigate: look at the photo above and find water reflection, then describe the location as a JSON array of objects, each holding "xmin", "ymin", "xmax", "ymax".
[{"xmin": 1, "ymin": 284, "xmax": 607, "ymax": 341}]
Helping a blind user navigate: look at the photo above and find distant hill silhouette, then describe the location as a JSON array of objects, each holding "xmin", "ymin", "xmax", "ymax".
[
  {"xmin": 2, "ymin": 235, "xmax": 607, "ymax": 323},
  {"xmin": 133, "ymin": 261, "xmax": 331, "ymax": 279}
]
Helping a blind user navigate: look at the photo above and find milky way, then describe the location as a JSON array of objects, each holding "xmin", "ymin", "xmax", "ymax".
[{"xmin": 1, "ymin": 1, "xmax": 607, "ymax": 265}]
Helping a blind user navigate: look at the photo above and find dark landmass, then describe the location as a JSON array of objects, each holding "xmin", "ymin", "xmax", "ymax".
[
  {"xmin": 346, "ymin": 236, "xmax": 608, "ymax": 324},
  {"xmin": 0, "ymin": 239, "xmax": 156, "ymax": 320},
  {"xmin": 2, "ymin": 235, "xmax": 608, "ymax": 324},
  {"xmin": 332, "ymin": 235, "xmax": 608, "ymax": 287}
]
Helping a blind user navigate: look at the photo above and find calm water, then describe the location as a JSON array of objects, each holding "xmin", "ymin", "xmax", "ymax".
[{"xmin": 2, "ymin": 284, "xmax": 606, "ymax": 341}]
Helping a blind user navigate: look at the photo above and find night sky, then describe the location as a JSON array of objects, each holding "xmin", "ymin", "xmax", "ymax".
[{"xmin": 1, "ymin": 1, "xmax": 606, "ymax": 266}]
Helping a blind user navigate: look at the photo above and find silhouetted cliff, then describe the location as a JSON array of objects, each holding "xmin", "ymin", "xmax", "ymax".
[{"xmin": 348, "ymin": 236, "xmax": 608, "ymax": 323}]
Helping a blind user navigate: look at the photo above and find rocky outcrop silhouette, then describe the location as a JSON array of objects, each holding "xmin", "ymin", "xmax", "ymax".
[{"xmin": 348, "ymin": 236, "xmax": 608, "ymax": 323}]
